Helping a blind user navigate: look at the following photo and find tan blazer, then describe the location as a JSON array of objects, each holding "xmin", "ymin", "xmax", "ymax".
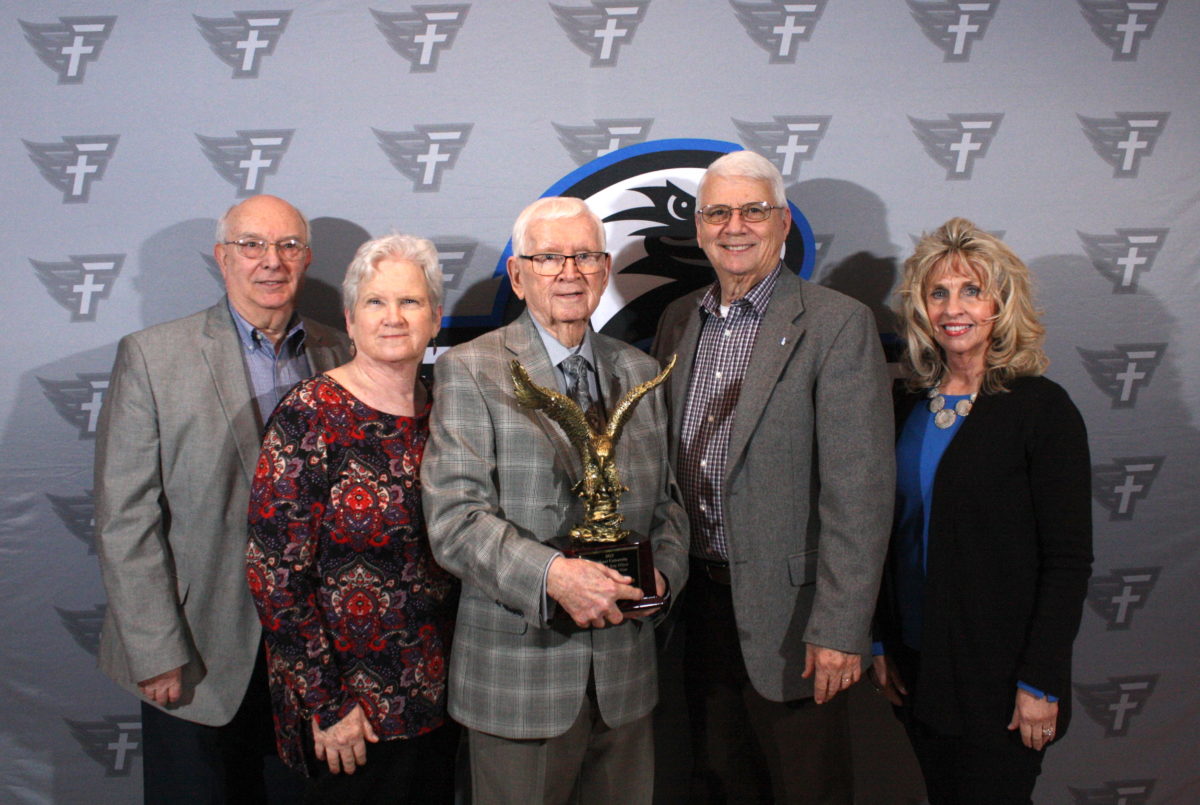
[
  {"xmin": 94, "ymin": 299, "xmax": 349, "ymax": 725},
  {"xmin": 422, "ymin": 311, "xmax": 689, "ymax": 739}
]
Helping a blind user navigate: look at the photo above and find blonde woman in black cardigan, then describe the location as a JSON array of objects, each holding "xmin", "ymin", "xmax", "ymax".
[{"xmin": 870, "ymin": 218, "xmax": 1093, "ymax": 805}]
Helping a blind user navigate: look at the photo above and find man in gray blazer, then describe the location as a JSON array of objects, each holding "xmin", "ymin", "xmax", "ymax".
[
  {"xmin": 423, "ymin": 196, "xmax": 688, "ymax": 804},
  {"xmin": 652, "ymin": 151, "xmax": 893, "ymax": 804},
  {"xmin": 94, "ymin": 195, "xmax": 350, "ymax": 802}
]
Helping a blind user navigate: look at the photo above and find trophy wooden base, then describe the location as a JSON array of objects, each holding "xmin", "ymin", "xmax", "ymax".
[{"xmin": 548, "ymin": 533, "xmax": 663, "ymax": 612}]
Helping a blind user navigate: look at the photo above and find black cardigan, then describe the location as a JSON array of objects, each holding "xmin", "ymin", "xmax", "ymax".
[{"xmin": 878, "ymin": 375, "xmax": 1093, "ymax": 736}]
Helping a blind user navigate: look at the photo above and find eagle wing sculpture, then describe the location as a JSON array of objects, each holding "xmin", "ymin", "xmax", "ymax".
[
  {"xmin": 510, "ymin": 355, "xmax": 676, "ymax": 542},
  {"xmin": 510, "ymin": 359, "xmax": 596, "ymax": 467},
  {"xmin": 605, "ymin": 353, "xmax": 676, "ymax": 445}
]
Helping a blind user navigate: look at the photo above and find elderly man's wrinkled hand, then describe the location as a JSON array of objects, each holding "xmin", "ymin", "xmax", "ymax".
[
  {"xmin": 802, "ymin": 644, "xmax": 861, "ymax": 704},
  {"xmin": 547, "ymin": 556, "xmax": 642, "ymax": 628},
  {"xmin": 137, "ymin": 666, "xmax": 183, "ymax": 706}
]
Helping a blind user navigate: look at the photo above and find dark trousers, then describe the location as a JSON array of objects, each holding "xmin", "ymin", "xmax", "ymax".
[
  {"xmin": 140, "ymin": 645, "xmax": 304, "ymax": 805},
  {"xmin": 891, "ymin": 644, "xmax": 1044, "ymax": 805},
  {"xmin": 683, "ymin": 560, "xmax": 854, "ymax": 804},
  {"xmin": 304, "ymin": 721, "xmax": 460, "ymax": 805}
]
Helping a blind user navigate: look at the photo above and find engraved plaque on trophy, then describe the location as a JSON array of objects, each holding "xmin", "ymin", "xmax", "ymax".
[{"xmin": 510, "ymin": 355, "xmax": 676, "ymax": 613}]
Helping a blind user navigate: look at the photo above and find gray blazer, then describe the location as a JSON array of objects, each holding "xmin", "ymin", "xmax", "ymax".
[
  {"xmin": 422, "ymin": 311, "xmax": 689, "ymax": 739},
  {"xmin": 653, "ymin": 270, "xmax": 893, "ymax": 701},
  {"xmin": 94, "ymin": 299, "xmax": 349, "ymax": 726}
]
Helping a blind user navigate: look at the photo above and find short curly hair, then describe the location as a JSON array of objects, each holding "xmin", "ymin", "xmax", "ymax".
[{"xmin": 896, "ymin": 217, "xmax": 1047, "ymax": 394}]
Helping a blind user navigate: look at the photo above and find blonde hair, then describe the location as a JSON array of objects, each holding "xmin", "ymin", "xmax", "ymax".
[{"xmin": 896, "ymin": 217, "xmax": 1047, "ymax": 394}]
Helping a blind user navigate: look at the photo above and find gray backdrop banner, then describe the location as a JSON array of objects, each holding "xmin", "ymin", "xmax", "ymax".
[{"xmin": 2, "ymin": 2, "xmax": 1196, "ymax": 802}]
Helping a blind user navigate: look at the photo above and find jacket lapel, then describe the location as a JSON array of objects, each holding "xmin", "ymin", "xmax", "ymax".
[
  {"xmin": 303, "ymin": 320, "xmax": 345, "ymax": 373},
  {"xmin": 201, "ymin": 300, "xmax": 260, "ymax": 484},
  {"xmin": 591, "ymin": 334, "xmax": 624, "ymax": 420},
  {"xmin": 727, "ymin": 272, "xmax": 807, "ymax": 473},
  {"xmin": 661, "ymin": 298, "xmax": 703, "ymax": 466}
]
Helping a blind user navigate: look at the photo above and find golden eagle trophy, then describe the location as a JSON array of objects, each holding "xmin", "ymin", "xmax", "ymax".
[{"xmin": 511, "ymin": 354, "xmax": 676, "ymax": 612}]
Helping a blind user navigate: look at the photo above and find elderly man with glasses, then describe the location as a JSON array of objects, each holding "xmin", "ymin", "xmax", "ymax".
[
  {"xmin": 423, "ymin": 196, "xmax": 688, "ymax": 804},
  {"xmin": 652, "ymin": 151, "xmax": 893, "ymax": 804},
  {"xmin": 94, "ymin": 195, "xmax": 350, "ymax": 802}
]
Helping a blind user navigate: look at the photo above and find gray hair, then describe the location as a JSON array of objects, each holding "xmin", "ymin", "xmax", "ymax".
[
  {"xmin": 696, "ymin": 150, "xmax": 787, "ymax": 207},
  {"xmin": 511, "ymin": 196, "xmax": 606, "ymax": 258},
  {"xmin": 342, "ymin": 233, "xmax": 444, "ymax": 313},
  {"xmin": 214, "ymin": 196, "xmax": 312, "ymax": 245}
]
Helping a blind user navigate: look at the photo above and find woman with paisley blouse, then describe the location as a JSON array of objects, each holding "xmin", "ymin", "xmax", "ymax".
[
  {"xmin": 870, "ymin": 218, "xmax": 1092, "ymax": 804},
  {"xmin": 246, "ymin": 234, "xmax": 459, "ymax": 803}
]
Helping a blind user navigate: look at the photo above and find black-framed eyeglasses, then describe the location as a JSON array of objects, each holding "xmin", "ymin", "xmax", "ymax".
[
  {"xmin": 519, "ymin": 252, "xmax": 609, "ymax": 276},
  {"xmin": 697, "ymin": 202, "xmax": 784, "ymax": 225},
  {"xmin": 222, "ymin": 238, "xmax": 309, "ymax": 261}
]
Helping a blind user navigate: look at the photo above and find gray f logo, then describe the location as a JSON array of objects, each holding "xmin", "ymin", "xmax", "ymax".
[
  {"xmin": 734, "ymin": 115, "xmax": 831, "ymax": 181},
  {"xmin": 1088, "ymin": 567, "xmax": 1159, "ymax": 630},
  {"xmin": 24, "ymin": 135, "xmax": 119, "ymax": 203},
  {"xmin": 31, "ymin": 255, "xmax": 124, "ymax": 322},
  {"xmin": 197, "ymin": 129, "xmax": 295, "ymax": 197},
  {"xmin": 194, "ymin": 11, "xmax": 292, "ymax": 78},
  {"xmin": 1078, "ymin": 0, "xmax": 1165, "ymax": 61},
  {"xmin": 1077, "ymin": 343, "xmax": 1165, "ymax": 408},
  {"xmin": 907, "ymin": 1, "xmax": 997, "ymax": 62},
  {"xmin": 1078, "ymin": 228, "xmax": 1167, "ymax": 293},
  {"xmin": 65, "ymin": 715, "xmax": 142, "ymax": 776},
  {"xmin": 1078, "ymin": 112, "xmax": 1168, "ymax": 177},
  {"xmin": 38, "ymin": 373, "xmax": 110, "ymax": 439},
  {"xmin": 550, "ymin": 0, "xmax": 650, "ymax": 67},
  {"xmin": 433, "ymin": 239, "xmax": 478, "ymax": 291},
  {"xmin": 1091, "ymin": 456, "xmax": 1162, "ymax": 520},
  {"xmin": 20, "ymin": 15, "xmax": 117, "ymax": 83},
  {"xmin": 1069, "ymin": 778, "xmax": 1156, "ymax": 804},
  {"xmin": 57, "ymin": 604, "xmax": 106, "ymax": 655},
  {"xmin": 730, "ymin": 1, "xmax": 829, "ymax": 63},
  {"xmin": 1075, "ymin": 675, "xmax": 1157, "ymax": 737},
  {"xmin": 374, "ymin": 124, "xmax": 473, "ymax": 192},
  {"xmin": 373, "ymin": 5, "xmax": 470, "ymax": 72},
  {"xmin": 554, "ymin": 119, "xmax": 654, "ymax": 165},
  {"xmin": 47, "ymin": 490, "xmax": 97, "ymax": 552},
  {"xmin": 909, "ymin": 113, "xmax": 1003, "ymax": 179}
]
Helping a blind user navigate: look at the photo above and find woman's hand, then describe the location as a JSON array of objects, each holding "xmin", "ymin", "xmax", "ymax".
[
  {"xmin": 868, "ymin": 654, "xmax": 908, "ymax": 707},
  {"xmin": 1007, "ymin": 688, "xmax": 1059, "ymax": 751},
  {"xmin": 312, "ymin": 704, "xmax": 378, "ymax": 774}
]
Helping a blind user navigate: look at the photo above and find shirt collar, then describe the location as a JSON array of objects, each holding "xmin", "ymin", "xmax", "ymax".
[
  {"xmin": 698, "ymin": 263, "xmax": 782, "ymax": 318},
  {"xmin": 530, "ymin": 314, "xmax": 597, "ymax": 369},
  {"xmin": 227, "ymin": 300, "xmax": 306, "ymax": 355}
]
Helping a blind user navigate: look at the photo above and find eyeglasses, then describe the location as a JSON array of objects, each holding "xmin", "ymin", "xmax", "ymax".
[
  {"xmin": 697, "ymin": 202, "xmax": 784, "ymax": 225},
  {"xmin": 519, "ymin": 252, "xmax": 609, "ymax": 276},
  {"xmin": 222, "ymin": 238, "xmax": 309, "ymax": 261}
]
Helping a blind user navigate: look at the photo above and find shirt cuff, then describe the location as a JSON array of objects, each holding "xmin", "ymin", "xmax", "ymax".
[
  {"xmin": 1017, "ymin": 681, "xmax": 1059, "ymax": 702},
  {"xmin": 540, "ymin": 552, "xmax": 564, "ymax": 625}
]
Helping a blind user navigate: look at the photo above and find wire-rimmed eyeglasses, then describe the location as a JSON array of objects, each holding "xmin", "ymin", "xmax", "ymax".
[
  {"xmin": 222, "ymin": 238, "xmax": 309, "ymax": 261},
  {"xmin": 697, "ymin": 202, "xmax": 785, "ymax": 225}
]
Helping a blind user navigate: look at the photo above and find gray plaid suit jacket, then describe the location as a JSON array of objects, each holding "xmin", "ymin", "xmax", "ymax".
[
  {"xmin": 423, "ymin": 311, "xmax": 689, "ymax": 739},
  {"xmin": 94, "ymin": 298, "xmax": 349, "ymax": 725},
  {"xmin": 653, "ymin": 271, "xmax": 893, "ymax": 701}
]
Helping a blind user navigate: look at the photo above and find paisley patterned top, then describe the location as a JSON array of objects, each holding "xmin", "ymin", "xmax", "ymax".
[{"xmin": 246, "ymin": 375, "xmax": 458, "ymax": 773}]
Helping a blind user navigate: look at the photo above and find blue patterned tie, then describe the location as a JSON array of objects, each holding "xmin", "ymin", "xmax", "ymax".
[{"xmin": 561, "ymin": 354, "xmax": 603, "ymax": 430}]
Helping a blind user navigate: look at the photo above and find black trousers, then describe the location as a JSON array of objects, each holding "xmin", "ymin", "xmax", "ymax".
[
  {"xmin": 682, "ymin": 560, "xmax": 854, "ymax": 804},
  {"xmin": 140, "ymin": 644, "xmax": 304, "ymax": 805},
  {"xmin": 304, "ymin": 721, "xmax": 460, "ymax": 805},
  {"xmin": 891, "ymin": 644, "xmax": 1044, "ymax": 805}
]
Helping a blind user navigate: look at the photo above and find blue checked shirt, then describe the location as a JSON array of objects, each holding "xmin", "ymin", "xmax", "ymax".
[{"xmin": 228, "ymin": 301, "xmax": 313, "ymax": 429}]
